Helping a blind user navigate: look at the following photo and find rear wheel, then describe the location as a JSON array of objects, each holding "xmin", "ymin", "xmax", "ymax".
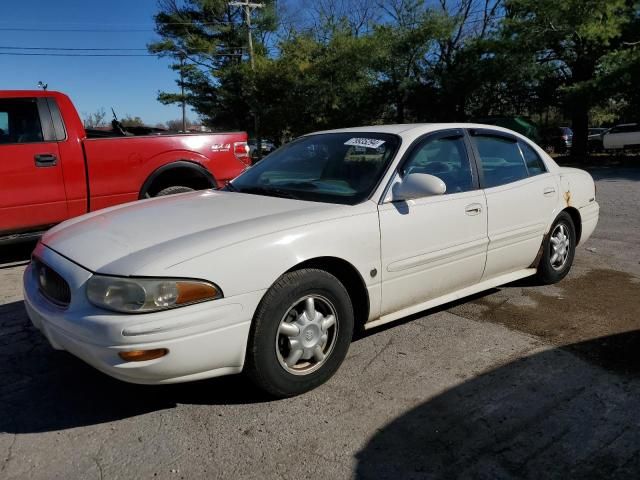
[
  {"xmin": 155, "ymin": 185, "xmax": 195, "ymax": 196},
  {"xmin": 245, "ymin": 269, "xmax": 354, "ymax": 398},
  {"xmin": 536, "ymin": 212, "xmax": 576, "ymax": 284}
]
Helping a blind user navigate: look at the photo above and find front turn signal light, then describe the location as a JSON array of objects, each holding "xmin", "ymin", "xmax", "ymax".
[{"xmin": 118, "ymin": 348, "xmax": 169, "ymax": 362}]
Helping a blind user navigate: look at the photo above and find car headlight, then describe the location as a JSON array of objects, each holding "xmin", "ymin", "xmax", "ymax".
[{"xmin": 86, "ymin": 275, "xmax": 222, "ymax": 313}]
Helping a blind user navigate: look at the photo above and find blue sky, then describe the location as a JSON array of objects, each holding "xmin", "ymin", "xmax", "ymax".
[{"xmin": 0, "ymin": 0, "xmax": 189, "ymax": 125}]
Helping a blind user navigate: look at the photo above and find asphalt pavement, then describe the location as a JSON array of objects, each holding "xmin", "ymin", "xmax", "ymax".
[{"xmin": 1, "ymin": 166, "xmax": 639, "ymax": 479}]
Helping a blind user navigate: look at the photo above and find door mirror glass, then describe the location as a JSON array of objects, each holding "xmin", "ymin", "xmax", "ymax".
[{"xmin": 393, "ymin": 173, "xmax": 446, "ymax": 201}]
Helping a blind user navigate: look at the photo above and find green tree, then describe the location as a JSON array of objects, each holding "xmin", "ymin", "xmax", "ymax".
[
  {"xmin": 149, "ymin": 0, "xmax": 277, "ymax": 133},
  {"xmin": 501, "ymin": 0, "xmax": 636, "ymax": 158}
]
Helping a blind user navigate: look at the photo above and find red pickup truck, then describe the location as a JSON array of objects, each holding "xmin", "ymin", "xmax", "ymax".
[{"xmin": 0, "ymin": 90, "xmax": 250, "ymax": 243}]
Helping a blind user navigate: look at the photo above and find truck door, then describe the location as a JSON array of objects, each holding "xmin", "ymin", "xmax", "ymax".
[{"xmin": 0, "ymin": 98, "xmax": 67, "ymax": 235}]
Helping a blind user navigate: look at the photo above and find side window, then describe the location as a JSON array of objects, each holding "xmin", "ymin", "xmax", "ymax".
[
  {"xmin": 610, "ymin": 125, "xmax": 639, "ymax": 134},
  {"xmin": 519, "ymin": 141, "xmax": 547, "ymax": 176},
  {"xmin": 0, "ymin": 112, "xmax": 8, "ymax": 138},
  {"xmin": 402, "ymin": 136, "xmax": 474, "ymax": 194},
  {"xmin": 473, "ymin": 135, "xmax": 529, "ymax": 188},
  {"xmin": 0, "ymin": 99, "xmax": 44, "ymax": 145}
]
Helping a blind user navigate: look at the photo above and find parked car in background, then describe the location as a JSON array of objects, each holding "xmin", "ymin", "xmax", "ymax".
[
  {"xmin": 24, "ymin": 123, "xmax": 599, "ymax": 397},
  {"xmin": 0, "ymin": 90, "xmax": 250, "ymax": 243},
  {"xmin": 248, "ymin": 139, "xmax": 276, "ymax": 159},
  {"xmin": 541, "ymin": 126, "xmax": 573, "ymax": 154},
  {"xmin": 587, "ymin": 127, "xmax": 609, "ymax": 152},
  {"xmin": 602, "ymin": 123, "xmax": 640, "ymax": 150},
  {"xmin": 588, "ymin": 127, "xmax": 608, "ymax": 137}
]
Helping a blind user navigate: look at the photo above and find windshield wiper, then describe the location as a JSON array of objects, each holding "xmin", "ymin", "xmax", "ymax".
[
  {"xmin": 223, "ymin": 182, "xmax": 239, "ymax": 192},
  {"xmin": 236, "ymin": 186, "xmax": 300, "ymax": 200},
  {"xmin": 275, "ymin": 181, "xmax": 319, "ymax": 190}
]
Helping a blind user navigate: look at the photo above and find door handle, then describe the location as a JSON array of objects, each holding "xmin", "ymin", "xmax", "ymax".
[
  {"xmin": 34, "ymin": 154, "xmax": 57, "ymax": 167},
  {"xmin": 465, "ymin": 203, "xmax": 482, "ymax": 216},
  {"xmin": 543, "ymin": 187, "xmax": 556, "ymax": 196}
]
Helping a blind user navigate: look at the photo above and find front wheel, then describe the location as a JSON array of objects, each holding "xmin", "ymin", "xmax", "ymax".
[
  {"xmin": 536, "ymin": 212, "xmax": 576, "ymax": 284},
  {"xmin": 245, "ymin": 269, "xmax": 354, "ymax": 398},
  {"xmin": 155, "ymin": 185, "xmax": 195, "ymax": 196}
]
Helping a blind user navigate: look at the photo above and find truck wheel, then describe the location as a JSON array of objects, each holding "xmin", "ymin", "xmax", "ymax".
[{"xmin": 155, "ymin": 186, "xmax": 194, "ymax": 197}]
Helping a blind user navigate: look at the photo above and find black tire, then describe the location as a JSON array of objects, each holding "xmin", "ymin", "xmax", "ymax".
[
  {"xmin": 245, "ymin": 268, "xmax": 354, "ymax": 398},
  {"xmin": 536, "ymin": 212, "xmax": 576, "ymax": 285},
  {"xmin": 155, "ymin": 185, "xmax": 195, "ymax": 197}
]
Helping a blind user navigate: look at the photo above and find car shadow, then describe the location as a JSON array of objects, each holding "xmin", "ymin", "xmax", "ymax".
[
  {"xmin": 0, "ymin": 239, "xmax": 37, "ymax": 266},
  {"xmin": 355, "ymin": 330, "xmax": 640, "ymax": 479},
  {"xmin": 0, "ymin": 300, "xmax": 271, "ymax": 434}
]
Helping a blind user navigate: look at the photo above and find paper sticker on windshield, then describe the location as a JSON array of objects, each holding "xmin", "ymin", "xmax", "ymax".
[{"xmin": 344, "ymin": 138, "xmax": 386, "ymax": 149}]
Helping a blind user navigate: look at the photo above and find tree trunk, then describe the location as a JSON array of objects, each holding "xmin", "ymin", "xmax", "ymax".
[
  {"xmin": 570, "ymin": 102, "xmax": 589, "ymax": 162},
  {"xmin": 396, "ymin": 95, "xmax": 405, "ymax": 124}
]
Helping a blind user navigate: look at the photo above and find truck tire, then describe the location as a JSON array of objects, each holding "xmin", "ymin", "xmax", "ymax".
[{"xmin": 155, "ymin": 186, "xmax": 195, "ymax": 197}]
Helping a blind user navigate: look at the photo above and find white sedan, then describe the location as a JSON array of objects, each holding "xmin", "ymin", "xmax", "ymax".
[
  {"xmin": 23, "ymin": 124, "xmax": 599, "ymax": 397},
  {"xmin": 602, "ymin": 123, "xmax": 640, "ymax": 150}
]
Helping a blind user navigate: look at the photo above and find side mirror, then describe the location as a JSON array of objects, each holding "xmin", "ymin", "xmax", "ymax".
[{"xmin": 392, "ymin": 173, "xmax": 446, "ymax": 201}]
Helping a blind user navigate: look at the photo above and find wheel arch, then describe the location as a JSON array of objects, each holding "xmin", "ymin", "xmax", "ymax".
[
  {"xmin": 562, "ymin": 206, "xmax": 582, "ymax": 244},
  {"xmin": 139, "ymin": 160, "xmax": 217, "ymax": 199},
  {"xmin": 285, "ymin": 256, "xmax": 370, "ymax": 332},
  {"xmin": 532, "ymin": 206, "xmax": 583, "ymax": 269}
]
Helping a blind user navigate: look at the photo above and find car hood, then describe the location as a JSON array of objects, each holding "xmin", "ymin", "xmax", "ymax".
[{"xmin": 42, "ymin": 190, "xmax": 346, "ymax": 275}]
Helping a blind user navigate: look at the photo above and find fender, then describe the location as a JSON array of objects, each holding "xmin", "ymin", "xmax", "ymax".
[{"xmin": 139, "ymin": 160, "xmax": 217, "ymax": 199}]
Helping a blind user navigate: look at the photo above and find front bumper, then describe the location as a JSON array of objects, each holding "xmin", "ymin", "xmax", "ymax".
[{"xmin": 23, "ymin": 243, "xmax": 264, "ymax": 384}]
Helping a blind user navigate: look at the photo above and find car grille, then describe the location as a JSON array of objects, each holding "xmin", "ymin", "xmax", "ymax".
[{"xmin": 33, "ymin": 258, "xmax": 71, "ymax": 307}]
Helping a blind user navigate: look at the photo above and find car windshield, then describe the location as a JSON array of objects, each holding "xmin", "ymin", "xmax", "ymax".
[{"xmin": 229, "ymin": 132, "xmax": 400, "ymax": 205}]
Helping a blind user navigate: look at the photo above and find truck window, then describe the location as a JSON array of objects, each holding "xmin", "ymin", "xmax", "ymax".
[{"xmin": 0, "ymin": 99, "xmax": 44, "ymax": 144}]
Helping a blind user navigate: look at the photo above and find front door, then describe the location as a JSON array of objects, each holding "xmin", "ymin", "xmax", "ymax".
[
  {"xmin": 0, "ymin": 98, "xmax": 67, "ymax": 234},
  {"xmin": 378, "ymin": 130, "xmax": 488, "ymax": 315}
]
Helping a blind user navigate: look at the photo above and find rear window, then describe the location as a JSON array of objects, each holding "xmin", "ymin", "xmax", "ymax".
[
  {"xmin": 473, "ymin": 136, "xmax": 529, "ymax": 188},
  {"xmin": 519, "ymin": 141, "xmax": 547, "ymax": 176}
]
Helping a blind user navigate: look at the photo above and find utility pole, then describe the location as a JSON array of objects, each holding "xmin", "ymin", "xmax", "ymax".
[
  {"xmin": 179, "ymin": 53, "xmax": 187, "ymax": 132},
  {"xmin": 229, "ymin": 1, "xmax": 264, "ymax": 70},
  {"xmin": 229, "ymin": 1, "xmax": 264, "ymax": 159}
]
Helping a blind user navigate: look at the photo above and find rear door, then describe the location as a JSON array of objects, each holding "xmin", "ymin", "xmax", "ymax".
[
  {"xmin": 468, "ymin": 129, "xmax": 558, "ymax": 279},
  {"xmin": 0, "ymin": 98, "xmax": 67, "ymax": 234}
]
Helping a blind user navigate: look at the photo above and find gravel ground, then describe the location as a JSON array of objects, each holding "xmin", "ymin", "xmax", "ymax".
[{"xmin": 1, "ymin": 166, "xmax": 639, "ymax": 479}]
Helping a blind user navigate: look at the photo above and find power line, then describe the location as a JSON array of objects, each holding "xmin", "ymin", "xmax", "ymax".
[
  {"xmin": 0, "ymin": 27, "xmax": 156, "ymax": 32},
  {"xmin": 0, "ymin": 45, "xmax": 246, "ymax": 51},
  {"xmin": 0, "ymin": 46, "xmax": 148, "ymax": 51},
  {"xmin": 0, "ymin": 20, "xmax": 235, "ymax": 27},
  {"xmin": 0, "ymin": 21, "xmax": 235, "ymax": 33},
  {"xmin": 0, "ymin": 52, "xmax": 243, "ymax": 57}
]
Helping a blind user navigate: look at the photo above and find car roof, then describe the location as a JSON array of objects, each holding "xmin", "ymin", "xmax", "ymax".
[
  {"xmin": 308, "ymin": 123, "xmax": 528, "ymax": 138},
  {"xmin": 0, "ymin": 90, "xmax": 67, "ymax": 98}
]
